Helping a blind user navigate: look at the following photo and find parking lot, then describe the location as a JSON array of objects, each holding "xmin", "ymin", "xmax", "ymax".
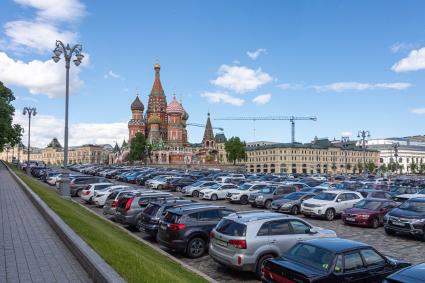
[{"xmin": 73, "ymin": 178, "xmax": 425, "ymax": 283}]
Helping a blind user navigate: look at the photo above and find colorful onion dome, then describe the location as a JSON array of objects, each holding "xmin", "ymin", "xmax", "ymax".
[
  {"xmin": 131, "ymin": 95, "xmax": 144, "ymax": 111},
  {"xmin": 166, "ymin": 95, "xmax": 183, "ymax": 114}
]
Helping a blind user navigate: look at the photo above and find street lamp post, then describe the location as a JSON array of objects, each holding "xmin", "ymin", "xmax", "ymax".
[
  {"xmin": 341, "ymin": 136, "xmax": 350, "ymax": 175},
  {"xmin": 52, "ymin": 40, "xmax": 84, "ymax": 198},
  {"xmin": 22, "ymin": 107, "xmax": 37, "ymax": 174},
  {"xmin": 357, "ymin": 130, "xmax": 370, "ymax": 175},
  {"xmin": 392, "ymin": 142, "xmax": 400, "ymax": 175}
]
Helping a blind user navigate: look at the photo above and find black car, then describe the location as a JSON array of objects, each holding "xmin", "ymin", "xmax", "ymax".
[
  {"xmin": 384, "ymin": 262, "xmax": 425, "ymax": 283},
  {"xmin": 157, "ymin": 205, "xmax": 235, "ymax": 258},
  {"xmin": 137, "ymin": 200, "xmax": 200, "ymax": 237},
  {"xmin": 384, "ymin": 197, "xmax": 425, "ymax": 241},
  {"xmin": 262, "ymin": 238, "xmax": 410, "ymax": 283},
  {"xmin": 165, "ymin": 177, "xmax": 196, "ymax": 192}
]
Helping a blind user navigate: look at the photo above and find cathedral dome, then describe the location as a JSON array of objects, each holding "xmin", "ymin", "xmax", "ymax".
[
  {"xmin": 131, "ymin": 96, "xmax": 144, "ymax": 111},
  {"xmin": 166, "ymin": 95, "xmax": 183, "ymax": 114}
]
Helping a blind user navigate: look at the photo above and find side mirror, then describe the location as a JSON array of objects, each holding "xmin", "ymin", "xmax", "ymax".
[
  {"xmin": 336, "ymin": 198, "xmax": 342, "ymax": 202},
  {"xmin": 307, "ymin": 227, "xmax": 319, "ymax": 234}
]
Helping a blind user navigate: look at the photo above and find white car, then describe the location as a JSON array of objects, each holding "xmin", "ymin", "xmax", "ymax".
[
  {"xmin": 394, "ymin": 188, "xmax": 425, "ymax": 202},
  {"xmin": 80, "ymin": 183, "xmax": 114, "ymax": 203},
  {"xmin": 225, "ymin": 182, "xmax": 268, "ymax": 204},
  {"xmin": 147, "ymin": 176, "xmax": 179, "ymax": 189},
  {"xmin": 145, "ymin": 175, "xmax": 173, "ymax": 188},
  {"xmin": 301, "ymin": 190, "xmax": 363, "ymax": 220},
  {"xmin": 199, "ymin": 183, "xmax": 239, "ymax": 200},
  {"xmin": 182, "ymin": 181, "xmax": 217, "ymax": 197},
  {"xmin": 215, "ymin": 174, "xmax": 245, "ymax": 183},
  {"xmin": 92, "ymin": 185, "xmax": 131, "ymax": 206}
]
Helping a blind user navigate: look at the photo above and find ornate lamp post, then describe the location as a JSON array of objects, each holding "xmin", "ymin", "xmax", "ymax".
[
  {"xmin": 392, "ymin": 142, "xmax": 400, "ymax": 175},
  {"xmin": 341, "ymin": 136, "xmax": 350, "ymax": 175},
  {"xmin": 23, "ymin": 107, "xmax": 37, "ymax": 174},
  {"xmin": 52, "ymin": 40, "xmax": 84, "ymax": 197},
  {"xmin": 357, "ymin": 130, "xmax": 370, "ymax": 175}
]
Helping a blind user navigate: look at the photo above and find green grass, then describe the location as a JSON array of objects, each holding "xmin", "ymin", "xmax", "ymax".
[{"xmin": 9, "ymin": 166, "xmax": 207, "ymax": 283}]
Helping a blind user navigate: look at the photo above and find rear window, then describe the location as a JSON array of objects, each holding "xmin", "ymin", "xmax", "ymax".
[
  {"xmin": 143, "ymin": 204, "xmax": 161, "ymax": 216},
  {"xmin": 360, "ymin": 192, "xmax": 368, "ymax": 198},
  {"xmin": 216, "ymin": 219, "xmax": 247, "ymax": 236},
  {"xmin": 107, "ymin": 191, "xmax": 120, "ymax": 199},
  {"xmin": 163, "ymin": 212, "xmax": 181, "ymax": 224}
]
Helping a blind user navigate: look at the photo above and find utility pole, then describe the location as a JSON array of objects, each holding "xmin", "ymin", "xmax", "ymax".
[
  {"xmin": 22, "ymin": 107, "xmax": 37, "ymax": 174},
  {"xmin": 393, "ymin": 142, "xmax": 400, "ymax": 175},
  {"xmin": 357, "ymin": 130, "xmax": 370, "ymax": 175},
  {"xmin": 341, "ymin": 136, "xmax": 350, "ymax": 175}
]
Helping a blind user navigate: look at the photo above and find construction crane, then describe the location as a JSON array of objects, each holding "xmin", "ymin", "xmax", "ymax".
[
  {"xmin": 186, "ymin": 123, "xmax": 224, "ymax": 132},
  {"xmin": 215, "ymin": 116, "xmax": 317, "ymax": 143}
]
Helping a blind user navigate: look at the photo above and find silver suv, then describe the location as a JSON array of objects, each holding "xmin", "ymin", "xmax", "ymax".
[{"xmin": 209, "ymin": 211, "xmax": 336, "ymax": 278}]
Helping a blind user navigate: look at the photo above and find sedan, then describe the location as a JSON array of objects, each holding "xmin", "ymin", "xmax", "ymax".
[{"xmin": 271, "ymin": 192, "xmax": 316, "ymax": 215}]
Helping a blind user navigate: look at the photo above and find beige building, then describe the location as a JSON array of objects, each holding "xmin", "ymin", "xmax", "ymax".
[{"xmin": 245, "ymin": 138, "xmax": 380, "ymax": 174}]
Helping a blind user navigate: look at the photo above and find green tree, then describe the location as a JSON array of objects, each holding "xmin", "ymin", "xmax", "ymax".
[
  {"xmin": 128, "ymin": 133, "xmax": 148, "ymax": 163},
  {"xmin": 346, "ymin": 163, "xmax": 352, "ymax": 172},
  {"xmin": 420, "ymin": 163, "xmax": 425, "ymax": 175},
  {"xmin": 356, "ymin": 162, "xmax": 363, "ymax": 174},
  {"xmin": 0, "ymin": 82, "xmax": 22, "ymax": 151},
  {"xmin": 410, "ymin": 160, "xmax": 417, "ymax": 174},
  {"xmin": 331, "ymin": 162, "xmax": 337, "ymax": 173},
  {"xmin": 379, "ymin": 164, "xmax": 388, "ymax": 173},
  {"xmin": 225, "ymin": 136, "xmax": 246, "ymax": 165},
  {"xmin": 367, "ymin": 161, "xmax": 376, "ymax": 174}
]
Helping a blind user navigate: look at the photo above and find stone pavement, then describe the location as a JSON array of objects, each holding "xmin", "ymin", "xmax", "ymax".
[{"xmin": 0, "ymin": 163, "xmax": 92, "ymax": 283}]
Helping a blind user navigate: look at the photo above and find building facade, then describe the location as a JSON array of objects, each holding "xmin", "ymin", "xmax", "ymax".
[{"xmin": 245, "ymin": 138, "xmax": 380, "ymax": 174}]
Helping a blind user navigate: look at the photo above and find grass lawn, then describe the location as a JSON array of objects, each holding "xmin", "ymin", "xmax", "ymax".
[{"xmin": 9, "ymin": 166, "xmax": 207, "ymax": 283}]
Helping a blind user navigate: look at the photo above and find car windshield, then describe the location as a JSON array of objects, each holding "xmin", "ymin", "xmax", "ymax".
[
  {"xmin": 284, "ymin": 192, "xmax": 306, "ymax": 200},
  {"xmin": 318, "ymin": 182, "xmax": 330, "ymax": 187},
  {"xmin": 418, "ymin": 189, "xmax": 425, "ymax": 194},
  {"xmin": 301, "ymin": 188, "xmax": 314, "ymax": 192},
  {"xmin": 215, "ymin": 219, "xmax": 246, "ymax": 236},
  {"xmin": 399, "ymin": 200, "xmax": 425, "ymax": 212},
  {"xmin": 191, "ymin": 181, "xmax": 204, "ymax": 187},
  {"xmin": 239, "ymin": 184, "xmax": 252, "ymax": 191},
  {"xmin": 143, "ymin": 204, "xmax": 161, "ymax": 216},
  {"xmin": 207, "ymin": 184, "xmax": 220, "ymax": 190},
  {"xmin": 285, "ymin": 243, "xmax": 333, "ymax": 272},
  {"xmin": 354, "ymin": 199, "xmax": 382, "ymax": 210},
  {"xmin": 258, "ymin": 187, "xmax": 276, "ymax": 194},
  {"xmin": 314, "ymin": 192, "xmax": 337, "ymax": 201}
]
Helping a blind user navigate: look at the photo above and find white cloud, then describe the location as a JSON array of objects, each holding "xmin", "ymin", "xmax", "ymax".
[
  {"xmin": 14, "ymin": 0, "xmax": 86, "ymax": 22},
  {"xmin": 104, "ymin": 70, "xmax": 121, "ymax": 79},
  {"xmin": 15, "ymin": 95, "xmax": 38, "ymax": 102},
  {"xmin": 4, "ymin": 20, "xmax": 77, "ymax": 53},
  {"xmin": 312, "ymin": 82, "xmax": 412, "ymax": 92},
  {"xmin": 14, "ymin": 111, "xmax": 128, "ymax": 147},
  {"xmin": 247, "ymin": 48, "xmax": 267, "ymax": 60},
  {"xmin": 200, "ymin": 91, "xmax": 244, "ymax": 106},
  {"xmin": 390, "ymin": 42, "xmax": 417, "ymax": 53},
  {"xmin": 211, "ymin": 65, "xmax": 272, "ymax": 93},
  {"xmin": 276, "ymin": 83, "xmax": 304, "ymax": 90},
  {"xmin": 411, "ymin": 108, "xmax": 425, "ymax": 114},
  {"xmin": 341, "ymin": 131, "xmax": 353, "ymax": 137},
  {"xmin": 0, "ymin": 51, "xmax": 87, "ymax": 98},
  {"xmin": 391, "ymin": 47, "xmax": 425, "ymax": 72},
  {"xmin": 252, "ymin": 93, "xmax": 271, "ymax": 105}
]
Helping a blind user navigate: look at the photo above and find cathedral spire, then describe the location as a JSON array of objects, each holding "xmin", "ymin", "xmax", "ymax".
[
  {"xmin": 202, "ymin": 112, "xmax": 214, "ymax": 146},
  {"xmin": 151, "ymin": 63, "xmax": 164, "ymax": 95}
]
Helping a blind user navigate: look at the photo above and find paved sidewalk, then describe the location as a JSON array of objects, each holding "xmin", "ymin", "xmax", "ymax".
[{"xmin": 0, "ymin": 163, "xmax": 92, "ymax": 283}]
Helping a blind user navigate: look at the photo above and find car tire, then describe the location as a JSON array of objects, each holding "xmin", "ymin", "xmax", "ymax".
[
  {"xmin": 187, "ymin": 237, "xmax": 206, "ymax": 259},
  {"xmin": 240, "ymin": 195, "xmax": 248, "ymax": 205},
  {"xmin": 291, "ymin": 205, "xmax": 299, "ymax": 215},
  {"xmin": 256, "ymin": 254, "xmax": 274, "ymax": 279},
  {"xmin": 192, "ymin": 190, "xmax": 199, "ymax": 197},
  {"xmin": 325, "ymin": 208, "xmax": 335, "ymax": 221},
  {"xmin": 157, "ymin": 185, "xmax": 163, "ymax": 190},
  {"xmin": 265, "ymin": 200, "xmax": 272, "ymax": 210},
  {"xmin": 211, "ymin": 194, "xmax": 218, "ymax": 201},
  {"xmin": 385, "ymin": 227, "xmax": 395, "ymax": 236},
  {"xmin": 372, "ymin": 217, "xmax": 379, "ymax": 229},
  {"xmin": 176, "ymin": 186, "xmax": 181, "ymax": 192}
]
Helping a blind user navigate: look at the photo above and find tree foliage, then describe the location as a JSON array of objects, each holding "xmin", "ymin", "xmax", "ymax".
[
  {"xmin": 367, "ymin": 161, "xmax": 376, "ymax": 174},
  {"xmin": 128, "ymin": 133, "xmax": 148, "ymax": 163},
  {"xmin": 225, "ymin": 136, "xmax": 246, "ymax": 165},
  {"xmin": 0, "ymin": 82, "xmax": 22, "ymax": 151}
]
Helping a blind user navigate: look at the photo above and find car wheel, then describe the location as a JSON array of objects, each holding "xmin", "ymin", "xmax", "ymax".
[
  {"xmin": 291, "ymin": 205, "xmax": 299, "ymax": 215},
  {"xmin": 265, "ymin": 200, "xmax": 272, "ymax": 210},
  {"xmin": 211, "ymin": 194, "xmax": 218, "ymax": 201},
  {"xmin": 325, "ymin": 208, "xmax": 335, "ymax": 221},
  {"xmin": 187, "ymin": 237, "xmax": 206, "ymax": 258},
  {"xmin": 372, "ymin": 217, "xmax": 379, "ymax": 229},
  {"xmin": 157, "ymin": 185, "xmax": 163, "ymax": 190},
  {"xmin": 192, "ymin": 190, "xmax": 199, "ymax": 197},
  {"xmin": 136, "ymin": 217, "xmax": 143, "ymax": 232},
  {"xmin": 176, "ymin": 186, "xmax": 181, "ymax": 192},
  {"xmin": 256, "ymin": 254, "xmax": 274, "ymax": 279},
  {"xmin": 240, "ymin": 195, "xmax": 248, "ymax": 205},
  {"xmin": 385, "ymin": 227, "xmax": 395, "ymax": 236}
]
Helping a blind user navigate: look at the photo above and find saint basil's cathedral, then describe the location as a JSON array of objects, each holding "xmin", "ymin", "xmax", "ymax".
[{"xmin": 112, "ymin": 64, "xmax": 228, "ymax": 165}]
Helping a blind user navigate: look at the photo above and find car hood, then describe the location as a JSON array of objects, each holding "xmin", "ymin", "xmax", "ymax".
[
  {"xmin": 227, "ymin": 189, "xmax": 247, "ymax": 194},
  {"xmin": 272, "ymin": 199, "xmax": 296, "ymax": 205},
  {"xmin": 303, "ymin": 199, "xmax": 334, "ymax": 205},
  {"xmin": 344, "ymin": 208, "xmax": 377, "ymax": 214},
  {"xmin": 397, "ymin": 193, "xmax": 425, "ymax": 199},
  {"xmin": 386, "ymin": 263, "xmax": 425, "ymax": 283},
  {"xmin": 200, "ymin": 189, "xmax": 216, "ymax": 194},
  {"xmin": 389, "ymin": 208, "xmax": 425, "ymax": 219}
]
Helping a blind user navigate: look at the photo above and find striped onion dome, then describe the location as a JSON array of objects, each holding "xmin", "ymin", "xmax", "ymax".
[{"xmin": 166, "ymin": 95, "xmax": 183, "ymax": 114}]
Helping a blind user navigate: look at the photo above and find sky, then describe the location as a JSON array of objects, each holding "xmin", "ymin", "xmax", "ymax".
[{"xmin": 1, "ymin": 0, "xmax": 425, "ymax": 148}]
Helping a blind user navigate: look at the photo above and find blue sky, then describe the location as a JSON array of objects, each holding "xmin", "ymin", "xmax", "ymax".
[{"xmin": 1, "ymin": 0, "xmax": 425, "ymax": 147}]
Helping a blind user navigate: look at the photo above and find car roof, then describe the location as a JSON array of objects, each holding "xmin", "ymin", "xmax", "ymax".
[
  {"xmin": 225, "ymin": 211, "xmax": 291, "ymax": 223},
  {"xmin": 408, "ymin": 197, "xmax": 425, "ymax": 202},
  {"xmin": 168, "ymin": 205, "xmax": 227, "ymax": 215},
  {"xmin": 301, "ymin": 238, "xmax": 369, "ymax": 253},
  {"xmin": 386, "ymin": 263, "xmax": 425, "ymax": 282}
]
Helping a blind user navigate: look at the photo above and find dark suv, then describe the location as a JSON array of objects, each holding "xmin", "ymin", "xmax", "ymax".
[
  {"xmin": 70, "ymin": 176, "xmax": 111, "ymax": 196},
  {"xmin": 137, "ymin": 200, "xmax": 200, "ymax": 238},
  {"xmin": 166, "ymin": 177, "xmax": 196, "ymax": 192},
  {"xmin": 157, "ymin": 205, "xmax": 235, "ymax": 258}
]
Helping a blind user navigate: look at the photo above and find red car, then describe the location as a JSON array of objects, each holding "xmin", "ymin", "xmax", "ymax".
[{"xmin": 342, "ymin": 198, "xmax": 398, "ymax": 228}]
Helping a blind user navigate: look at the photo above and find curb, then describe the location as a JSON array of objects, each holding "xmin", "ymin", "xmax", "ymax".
[
  {"xmin": 3, "ymin": 162, "xmax": 126, "ymax": 283},
  {"xmin": 72, "ymin": 199, "xmax": 219, "ymax": 283}
]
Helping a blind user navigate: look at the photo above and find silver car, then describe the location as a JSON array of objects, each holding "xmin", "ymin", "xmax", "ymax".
[{"xmin": 209, "ymin": 211, "xmax": 336, "ymax": 278}]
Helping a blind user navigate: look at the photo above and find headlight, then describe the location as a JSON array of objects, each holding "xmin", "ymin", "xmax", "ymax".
[
  {"xmin": 257, "ymin": 195, "xmax": 264, "ymax": 200},
  {"xmin": 281, "ymin": 203, "xmax": 292, "ymax": 207},
  {"xmin": 410, "ymin": 218, "xmax": 425, "ymax": 223},
  {"xmin": 383, "ymin": 214, "xmax": 389, "ymax": 222},
  {"xmin": 232, "ymin": 193, "xmax": 240, "ymax": 196},
  {"xmin": 358, "ymin": 214, "xmax": 370, "ymax": 219}
]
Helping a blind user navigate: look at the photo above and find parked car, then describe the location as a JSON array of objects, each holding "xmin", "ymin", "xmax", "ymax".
[
  {"xmin": 209, "ymin": 211, "xmax": 336, "ymax": 278},
  {"xmin": 356, "ymin": 189, "xmax": 393, "ymax": 200},
  {"xmin": 165, "ymin": 177, "xmax": 196, "ymax": 192},
  {"xmin": 225, "ymin": 183, "xmax": 268, "ymax": 205},
  {"xmin": 300, "ymin": 187, "xmax": 327, "ymax": 194},
  {"xmin": 92, "ymin": 185, "xmax": 131, "ymax": 206},
  {"xmin": 301, "ymin": 190, "xmax": 363, "ymax": 220},
  {"xmin": 137, "ymin": 200, "xmax": 199, "ymax": 238},
  {"xmin": 261, "ymin": 238, "xmax": 410, "ymax": 283},
  {"xmin": 271, "ymin": 192, "xmax": 316, "ymax": 215},
  {"xmin": 181, "ymin": 181, "xmax": 217, "ymax": 197},
  {"xmin": 389, "ymin": 186, "xmax": 419, "ymax": 198},
  {"xmin": 157, "ymin": 205, "xmax": 235, "ymax": 258},
  {"xmin": 393, "ymin": 188, "xmax": 425, "ymax": 203},
  {"xmin": 79, "ymin": 183, "xmax": 114, "ymax": 203},
  {"xmin": 199, "ymin": 183, "xmax": 239, "ymax": 200},
  {"xmin": 70, "ymin": 176, "xmax": 111, "ymax": 197},
  {"xmin": 342, "ymin": 198, "xmax": 398, "ymax": 228},
  {"xmin": 384, "ymin": 262, "xmax": 425, "ymax": 283},
  {"xmin": 384, "ymin": 197, "xmax": 425, "ymax": 240},
  {"xmin": 249, "ymin": 185, "xmax": 297, "ymax": 209},
  {"xmin": 102, "ymin": 189, "xmax": 141, "ymax": 218}
]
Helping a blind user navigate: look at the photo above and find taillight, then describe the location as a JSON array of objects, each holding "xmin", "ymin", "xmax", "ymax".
[
  {"xmin": 112, "ymin": 200, "xmax": 117, "ymax": 207},
  {"xmin": 229, "ymin": 239, "xmax": 247, "ymax": 249},
  {"xmin": 125, "ymin": 196, "xmax": 135, "ymax": 211},
  {"xmin": 84, "ymin": 190, "xmax": 90, "ymax": 195},
  {"xmin": 169, "ymin": 223, "xmax": 186, "ymax": 231},
  {"xmin": 210, "ymin": 231, "xmax": 215, "ymax": 239}
]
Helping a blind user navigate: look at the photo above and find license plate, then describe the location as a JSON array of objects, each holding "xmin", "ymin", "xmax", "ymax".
[
  {"xmin": 346, "ymin": 217, "xmax": 355, "ymax": 222},
  {"xmin": 392, "ymin": 221, "xmax": 405, "ymax": 227},
  {"xmin": 215, "ymin": 239, "xmax": 227, "ymax": 247}
]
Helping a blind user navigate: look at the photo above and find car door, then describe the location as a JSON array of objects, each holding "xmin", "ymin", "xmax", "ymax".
[
  {"xmin": 218, "ymin": 185, "xmax": 234, "ymax": 199},
  {"xmin": 273, "ymin": 188, "xmax": 285, "ymax": 201},
  {"xmin": 359, "ymin": 248, "xmax": 388, "ymax": 282},
  {"xmin": 288, "ymin": 219, "xmax": 316, "ymax": 242},
  {"xmin": 341, "ymin": 251, "xmax": 368, "ymax": 282},
  {"xmin": 198, "ymin": 209, "xmax": 221, "ymax": 237},
  {"xmin": 335, "ymin": 193, "xmax": 348, "ymax": 213},
  {"xmin": 269, "ymin": 219, "xmax": 297, "ymax": 255}
]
